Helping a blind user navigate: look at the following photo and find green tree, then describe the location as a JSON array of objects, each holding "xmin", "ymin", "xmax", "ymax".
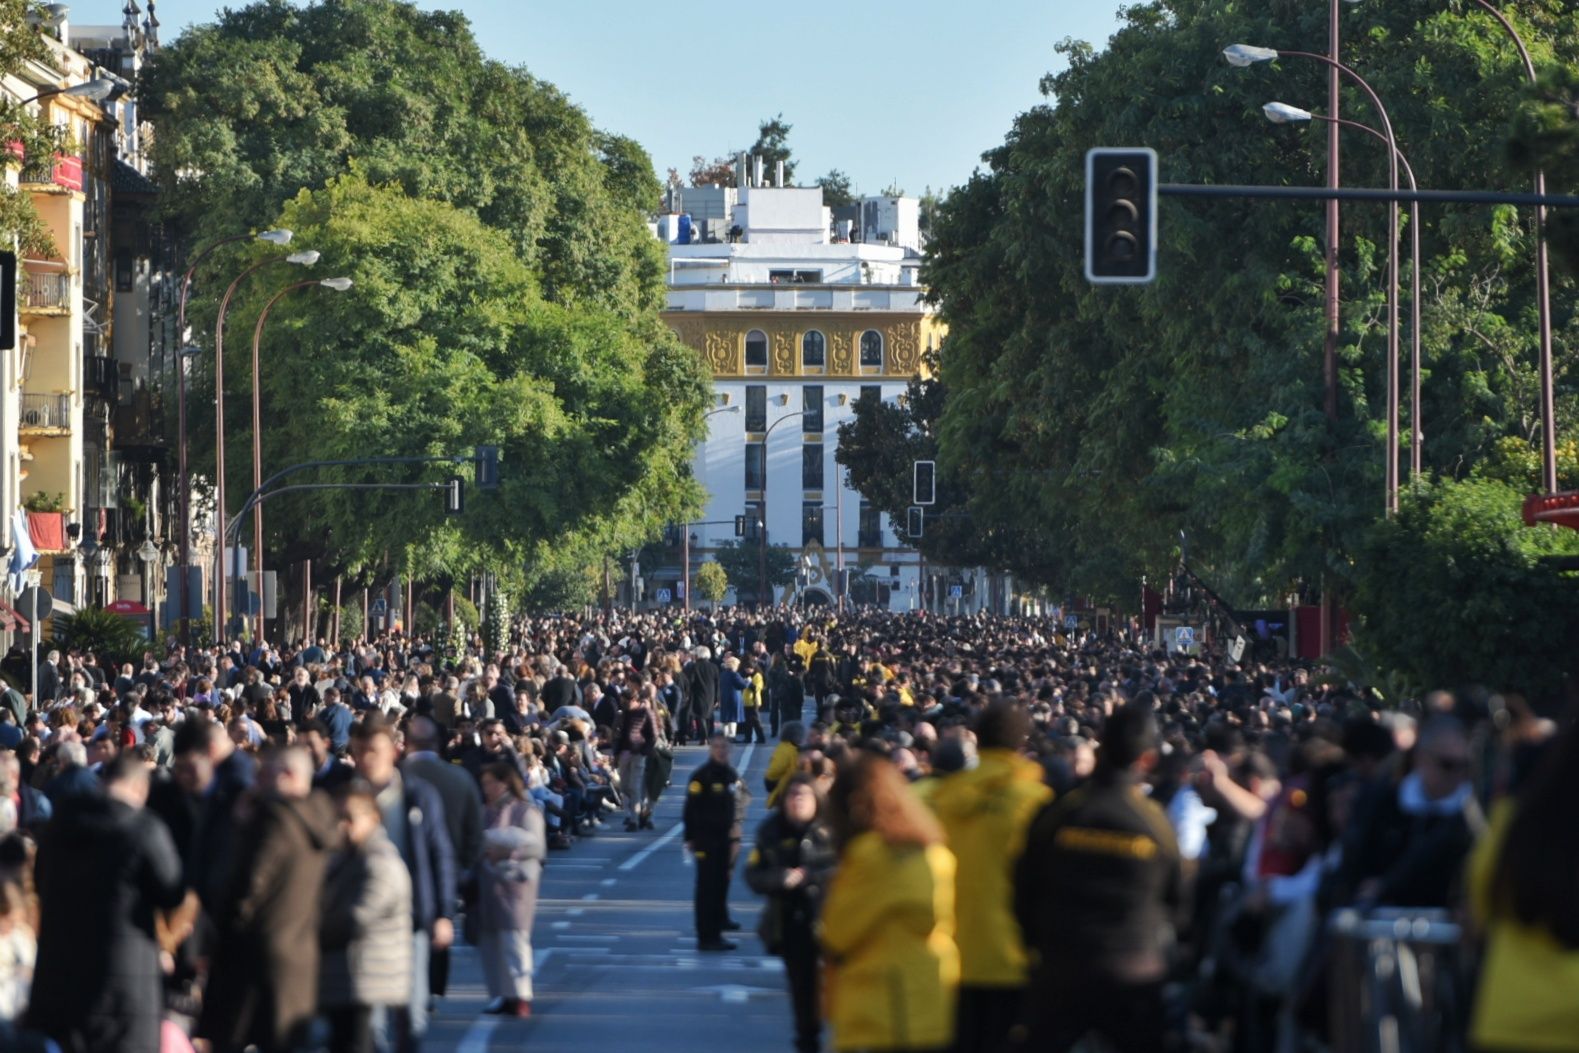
[
  {"xmin": 185, "ymin": 172, "xmax": 709, "ymax": 601},
  {"xmin": 815, "ymin": 169, "xmax": 857, "ymax": 208},
  {"xmin": 0, "ymin": 0, "xmax": 66, "ymax": 253},
  {"xmin": 1351, "ymin": 477, "xmax": 1579, "ymax": 705},
  {"xmin": 694, "ymin": 560, "xmax": 728, "ymax": 608},
  {"xmin": 749, "ymin": 114, "xmax": 795, "ymax": 184},
  {"xmin": 142, "ymin": 0, "xmax": 666, "ymax": 317},
  {"xmin": 689, "ymin": 154, "xmax": 738, "ymax": 188},
  {"xmin": 51, "ymin": 608, "xmax": 148, "ymax": 667},
  {"xmin": 712, "ymin": 539, "xmax": 795, "ymax": 603},
  {"xmin": 927, "ymin": 2, "xmax": 1579, "ymax": 606},
  {"xmin": 482, "ymin": 582, "xmax": 508, "ymax": 655}
]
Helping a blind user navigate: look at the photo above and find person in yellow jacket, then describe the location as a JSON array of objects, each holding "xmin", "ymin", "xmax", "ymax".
[
  {"xmin": 1466, "ymin": 718, "xmax": 1579, "ymax": 1052},
  {"xmin": 793, "ymin": 633, "xmax": 820, "ymax": 670},
  {"xmin": 928, "ymin": 702, "xmax": 1051, "ymax": 1053},
  {"xmin": 764, "ymin": 722, "xmax": 805, "ymax": 810},
  {"xmin": 822, "ymin": 752, "xmax": 959, "ymax": 1053}
]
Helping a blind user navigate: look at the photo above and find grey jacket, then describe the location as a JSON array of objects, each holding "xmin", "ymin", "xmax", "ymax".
[{"xmin": 319, "ymin": 830, "xmax": 413, "ymax": 1008}]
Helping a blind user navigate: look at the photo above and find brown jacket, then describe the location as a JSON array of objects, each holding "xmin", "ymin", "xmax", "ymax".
[{"xmin": 198, "ymin": 790, "xmax": 337, "ymax": 1050}]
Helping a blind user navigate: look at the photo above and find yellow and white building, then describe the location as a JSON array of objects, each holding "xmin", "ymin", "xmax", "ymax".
[{"xmin": 660, "ymin": 169, "xmax": 945, "ymax": 608}]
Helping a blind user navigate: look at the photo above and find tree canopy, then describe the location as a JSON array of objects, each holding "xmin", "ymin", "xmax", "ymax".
[
  {"xmin": 144, "ymin": 0, "xmax": 711, "ymax": 593},
  {"xmin": 926, "ymin": 0, "xmax": 1579, "ymax": 608},
  {"xmin": 1, "ymin": 0, "xmax": 68, "ymax": 254}
]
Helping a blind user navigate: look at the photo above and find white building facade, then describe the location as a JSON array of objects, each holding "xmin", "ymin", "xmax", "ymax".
[{"xmin": 661, "ymin": 176, "xmax": 941, "ymax": 609}]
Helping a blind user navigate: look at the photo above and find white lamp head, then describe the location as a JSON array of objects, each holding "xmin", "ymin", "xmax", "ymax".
[
  {"xmin": 256, "ymin": 229, "xmax": 293, "ymax": 245},
  {"xmin": 285, "ymin": 250, "xmax": 320, "ymax": 266},
  {"xmin": 1224, "ymin": 44, "xmax": 1280, "ymax": 67},
  {"xmin": 1264, "ymin": 102, "xmax": 1314, "ymax": 124},
  {"xmin": 62, "ymin": 78, "xmax": 119, "ymax": 101},
  {"xmin": 319, "ymin": 277, "xmax": 353, "ymax": 291}
]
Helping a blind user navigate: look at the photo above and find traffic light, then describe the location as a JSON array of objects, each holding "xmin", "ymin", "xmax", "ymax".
[
  {"xmin": 444, "ymin": 476, "xmax": 464, "ymax": 515},
  {"xmin": 1, "ymin": 251, "xmax": 15, "ymax": 352},
  {"xmin": 1085, "ymin": 147, "xmax": 1158, "ymax": 284},
  {"xmin": 735, "ymin": 514, "xmax": 747, "ymax": 538},
  {"xmin": 907, "ymin": 506, "xmax": 924, "ymax": 539},
  {"xmin": 475, "ymin": 445, "xmax": 500, "ymax": 489},
  {"xmin": 913, "ymin": 460, "xmax": 936, "ymax": 506}
]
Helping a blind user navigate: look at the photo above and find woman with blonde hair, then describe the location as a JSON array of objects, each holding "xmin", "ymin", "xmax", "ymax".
[
  {"xmin": 719, "ymin": 655, "xmax": 748, "ymax": 742},
  {"xmin": 822, "ymin": 752, "xmax": 959, "ymax": 1053}
]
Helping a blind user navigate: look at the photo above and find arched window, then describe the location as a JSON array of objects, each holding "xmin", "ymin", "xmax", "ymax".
[
  {"xmin": 745, "ymin": 329, "xmax": 768, "ymax": 368},
  {"xmin": 802, "ymin": 330, "xmax": 826, "ymax": 368},
  {"xmin": 860, "ymin": 330, "xmax": 883, "ymax": 369}
]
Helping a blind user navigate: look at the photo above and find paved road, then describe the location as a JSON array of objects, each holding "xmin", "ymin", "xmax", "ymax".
[{"xmin": 425, "ymin": 740, "xmax": 797, "ymax": 1052}]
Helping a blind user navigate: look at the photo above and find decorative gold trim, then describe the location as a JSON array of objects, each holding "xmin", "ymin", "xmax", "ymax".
[{"xmin": 663, "ymin": 311, "xmax": 943, "ymax": 380}]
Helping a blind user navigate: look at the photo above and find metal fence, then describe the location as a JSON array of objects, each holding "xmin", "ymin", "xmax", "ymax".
[
  {"xmin": 1326, "ymin": 909, "xmax": 1468, "ymax": 1053},
  {"xmin": 19, "ymin": 394, "xmax": 71, "ymax": 431},
  {"xmin": 21, "ymin": 269, "xmax": 70, "ymax": 311}
]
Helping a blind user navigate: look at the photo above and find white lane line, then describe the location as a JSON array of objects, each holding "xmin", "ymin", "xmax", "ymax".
[
  {"xmin": 552, "ymin": 921, "xmax": 570, "ymax": 930},
  {"xmin": 600, "ymin": 878, "xmax": 616, "ymax": 887},
  {"xmin": 566, "ymin": 908, "xmax": 585, "ymax": 917},
  {"xmin": 581, "ymin": 893, "xmax": 599, "ymax": 901},
  {"xmin": 534, "ymin": 948, "xmax": 556, "ymax": 971},
  {"xmin": 456, "ymin": 1018, "xmax": 498, "ymax": 1053},
  {"xmin": 559, "ymin": 934, "xmax": 617, "ymax": 942},
  {"xmin": 618, "ymin": 820, "xmax": 684, "ymax": 871}
]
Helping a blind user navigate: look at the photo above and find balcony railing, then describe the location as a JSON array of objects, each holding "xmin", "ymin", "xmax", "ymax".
[
  {"xmin": 21, "ymin": 269, "xmax": 70, "ymax": 312},
  {"xmin": 19, "ymin": 393, "xmax": 70, "ymax": 432},
  {"xmin": 18, "ymin": 153, "xmax": 83, "ymax": 192},
  {"xmin": 86, "ymin": 356, "xmax": 118, "ymax": 403}
]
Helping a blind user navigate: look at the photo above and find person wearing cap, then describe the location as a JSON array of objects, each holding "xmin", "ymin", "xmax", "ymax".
[
  {"xmin": 683, "ymin": 734, "xmax": 746, "ymax": 951},
  {"xmin": 1011, "ymin": 702, "xmax": 1181, "ymax": 1052}
]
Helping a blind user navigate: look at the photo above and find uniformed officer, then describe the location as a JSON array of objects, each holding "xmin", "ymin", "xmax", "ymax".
[
  {"xmin": 683, "ymin": 733, "xmax": 747, "ymax": 951},
  {"xmin": 1011, "ymin": 702, "xmax": 1183, "ymax": 1053}
]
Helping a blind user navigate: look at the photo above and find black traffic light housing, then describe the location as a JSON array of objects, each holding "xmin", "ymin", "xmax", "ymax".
[
  {"xmin": 1085, "ymin": 148, "xmax": 1158, "ymax": 284},
  {"xmin": 444, "ymin": 476, "xmax": 464, "ymax": 515},
  {"xmin": 907, "ymin": 506, "xmax": 924, "ymax": 539},
  {"xmin": 474, "ymin": 445, "xmax": 500, "ymax": 489},
  {"xmin": 1, "ymin": 251, "xmax": 15, "ymax": 352},
  {"xmin": 913, "ymin": 460, "xmax": 936, "ymax": 506}
]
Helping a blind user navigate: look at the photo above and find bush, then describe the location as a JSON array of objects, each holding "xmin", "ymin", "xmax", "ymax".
[
  {"xmin": 52, "ymin": 607, "xmax": 149, "ymax": 667},
  {"xmin": 1351, "ymin": 477, "xmax": 1579, "ymax": 706}
]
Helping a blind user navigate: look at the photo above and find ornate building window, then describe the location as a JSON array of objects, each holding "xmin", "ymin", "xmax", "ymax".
[
  {"xmin": 745, "ymin": 329, "xmax": 768, "ymax": 368},
  {"xmin": 802, "ymin": 330, "xmax": 826, "ymax": 369},
  {"xmin": 860, "ymin": 329, "xmax": 884, "ymax": 369}
]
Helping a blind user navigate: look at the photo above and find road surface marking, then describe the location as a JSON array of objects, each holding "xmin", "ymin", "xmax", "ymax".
[
  {"xmin": 456, "ymin": 1018, "xmax": 498, "ymax": 1053},
  {"xmin": 600, "ymin": 878, "xmax": 616, "ymax": 887},
  {"xmin": 617, "ymin": 821, "xmax": 684, "ymax": 871},
  {"xmin": 566, "ymin": 908, "xmax": 585, "ymax": 917},
  {"xmin": 581, "ymin": 893, "xmax": 599, "ymax": 901}
]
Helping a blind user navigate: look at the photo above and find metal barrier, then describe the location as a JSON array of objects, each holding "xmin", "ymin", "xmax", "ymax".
[
  {"xmin": 19, "ymin": 394, "xmax": 71, "ymax": 431},
  {"xmin": 1326, "ymin": 908, "xmax": 1468, "ymax": 1053},
  {"xmin": 21, "ymin": 269, "xmax": 70, "ymax": 311}
]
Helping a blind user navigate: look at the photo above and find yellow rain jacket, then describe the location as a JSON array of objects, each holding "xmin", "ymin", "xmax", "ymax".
[
  {"xmin": 763, "ymin": 739, "xmax": 799, "ymax": 809},
  {"xmin": 1468, "ymin": 799, "xmax": 1579, "ymax": 1051},
  {"xmin": 928, "ymin": 749, "xmax": 1052, "ymax": 986},
  {"xmin": 821, "ymin": 832, "xmax": 959, "ymax": 1052}
]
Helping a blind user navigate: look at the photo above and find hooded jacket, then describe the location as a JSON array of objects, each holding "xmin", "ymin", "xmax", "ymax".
[
  {"xmin": 821, "ymin": 832, "xmax": 959, "ymax": 1052},
  {"xmin": 929, "ymin": 748, "xmax": 1053, "ymax": 986}
]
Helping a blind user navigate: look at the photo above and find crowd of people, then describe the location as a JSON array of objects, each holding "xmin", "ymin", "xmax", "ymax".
[{"xmin": 0, "ymin": 603, "xmax": 1570, "ymax": 1053}]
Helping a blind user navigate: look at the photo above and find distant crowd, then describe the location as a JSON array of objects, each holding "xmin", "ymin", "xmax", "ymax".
[{"xmin": 0, "ymin": 603, "xmax": 1569, "ymax": 1053}]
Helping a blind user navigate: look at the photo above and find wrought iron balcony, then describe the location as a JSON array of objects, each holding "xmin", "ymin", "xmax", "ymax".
[{"xmin": 19, "ymin": 393, "xmax": 71, "ymax": 433}]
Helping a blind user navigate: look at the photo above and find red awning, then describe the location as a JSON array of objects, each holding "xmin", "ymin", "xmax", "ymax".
[{"xmin": 106, "ymin": 600, "xmax": 151, "ymax": 616}]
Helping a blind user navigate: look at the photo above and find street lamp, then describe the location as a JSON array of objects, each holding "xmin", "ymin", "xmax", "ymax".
[
  {"xmin": 1227, "ymin": 44, "xmax": 1403, "ymax": 515},
  {"xmin": 138, "ymin": 539, "xmax": 160, "ymax": 637},
  {"xmin": 213, "ymin": 248, "xmax": 319, "ymax": 643},
  {"xmin": 19, "ymin": 78, "xmax": 119, "ymax": 105},
  {"xmin": 1265, "ymin": 101, "xmax": 1425, "ymax": 483},
  {"xmin": 1459, "ymin": 0, "xmax": 1557, "ymax": 493},
  {"xmin": 758, "ymin": 410, "xmax": 802, "ymax": 608},
  {"xmin": 173, "ymin": 228, "xmax": 293, "ymax": 648},
  {"xmin": 682, "ymin": 401, "xmax": 742, "ymax": 611},
  {"xmin": 245, "ymin": 276, "xmax": 353, "ymax": 643}
]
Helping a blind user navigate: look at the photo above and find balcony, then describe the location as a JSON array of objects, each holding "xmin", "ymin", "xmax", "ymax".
[
  {"xmin": 20, "ymin": 267, "xmax": 71, "ymax": 314},
  {"xmin": 86, "ymin": 356, "xmax": 119, "ymax": 403},
  {"xmin": 113, "ymin": 388, "xmax": 164, "ymax": 448},
  {"xmin": 19, "ymin": 393, "xmax": 71, "ymax": 435},
  {"xmin": 18, "ymin": 153, "xmax": 83, "ymax": 193}
]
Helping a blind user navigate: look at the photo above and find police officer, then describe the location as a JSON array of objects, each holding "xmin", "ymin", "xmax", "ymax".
[
  {"xmin": 1011, "ymin": 702, "xmax": 1182, "ymax": 1053},
  {"xmin": 683, "ymin": 733, "xmax": 746, "ymax": 951}
]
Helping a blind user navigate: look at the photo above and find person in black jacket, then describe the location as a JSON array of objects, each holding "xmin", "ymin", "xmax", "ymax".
[
  {"xmin": 28, "ymin": 753, "xmax": 186, "ymax": 1053},
  {"xmin": 746, "ymin": 774, "xmax": 836, "ymax": 1053},
  {"xmin": 1011, "ymin": 702, "xmax": 1182, "ymax": 1053},
  {"xmin": 682, "ymin": 647, "xmax": 720, "ymax": 744},
  {"xmin": 683, "ymin": 733, "xmax": 745, "ymax": 951}
]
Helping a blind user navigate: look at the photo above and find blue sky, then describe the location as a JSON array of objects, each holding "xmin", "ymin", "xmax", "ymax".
[{"xmin": 74, "ymin": 0, "xmax": 1128, "ymax": 195}]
